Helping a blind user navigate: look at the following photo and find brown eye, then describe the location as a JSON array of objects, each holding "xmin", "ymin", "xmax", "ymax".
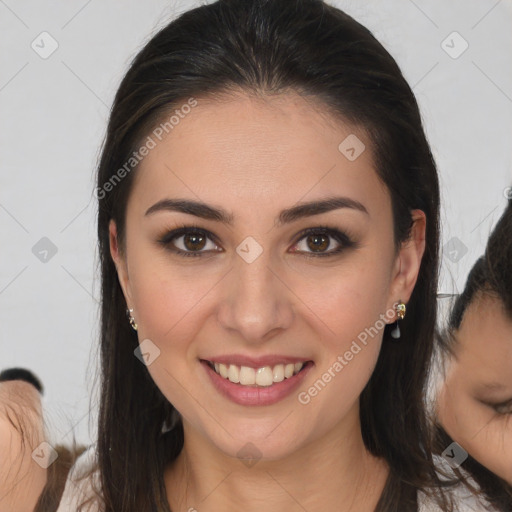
[
  {"xmin": 157, "ymin": 224, "xmax": 357, "ymax": 259},
  {"xmin": 158, "ymin": 226, "xmax": 221, "ymax": 258},
  {"xmin": 306, "ymin": 233, "xmax": 330, "ymax": 252},
  {"xmin": 182, "ymin": 232, "xmax": 207, "ymax": 251},
  {"xmin": 291, "ymin": 226, "xmax": 357, "ymax": 257}
]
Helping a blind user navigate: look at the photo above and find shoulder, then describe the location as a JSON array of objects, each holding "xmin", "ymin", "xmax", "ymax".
[
  {"xmin": 417, "ymin": 455, "xmax": 501, "ymax": 512},
  {"xmin": 56, "ymin": 444, "xmax": 102, "ymax": 512}
]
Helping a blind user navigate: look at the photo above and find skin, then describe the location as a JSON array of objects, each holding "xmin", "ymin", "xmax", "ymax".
[
  {"xmin": 0, "ymin": 381, "xmax": 47, "ymax": 512},
  {"xmin": 437, "ymin": 293, "xmax": 512, "ymax": 485},
  {"xmin": 110, "ymin": 91, "xmax": 426, "ymax": 512}
]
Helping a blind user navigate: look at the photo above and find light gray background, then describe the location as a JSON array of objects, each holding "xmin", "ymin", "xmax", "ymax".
[{"xmin": 1, "ymin": 0, "xmax": 511, "ymax": 447}]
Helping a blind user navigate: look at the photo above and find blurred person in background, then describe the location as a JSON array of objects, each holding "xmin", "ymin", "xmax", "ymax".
[{"xmin": 435, "ymin": 199, "xmax": 512, "ymax": 511}]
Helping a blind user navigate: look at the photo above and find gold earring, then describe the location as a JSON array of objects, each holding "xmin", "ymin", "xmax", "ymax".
[
  {"xmin": 391, "ymin": 300, "xmax": 406, "ymax": 339},
  {"xmin": 126, "ymin": 308, "xmax": 138, "ymax": 331}
]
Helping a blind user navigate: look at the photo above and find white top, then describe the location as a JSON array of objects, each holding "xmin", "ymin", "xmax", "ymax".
[
  {"xmin": 56, "ymin": 445, "xmax": 101, "ymax": 512},
  {"xmin": 419, "ymin": 455, "xmax": 498, "ymax": 512},
  {"xmin": 57, "ymin": 446, "xmax": 499, "ymax": 512}
]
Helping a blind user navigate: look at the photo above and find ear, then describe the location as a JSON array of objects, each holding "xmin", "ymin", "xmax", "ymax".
[
  {"xmin": 387, "ymin": 209, "xmax": 427, "ymax": 309},
  {"xmin": 109, "ymin": 219, "xmax": 133, "ymax": 306}
]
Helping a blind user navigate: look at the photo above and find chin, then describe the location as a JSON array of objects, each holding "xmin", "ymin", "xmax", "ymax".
[{"xmin": 208, "ymin": 422, "xmax": 305, "ymax": 463}]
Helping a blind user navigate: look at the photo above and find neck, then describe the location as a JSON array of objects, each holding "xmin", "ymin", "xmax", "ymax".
[{"xmin": 164, "ymin": 406, "xmax": 390, "ymax": 512}]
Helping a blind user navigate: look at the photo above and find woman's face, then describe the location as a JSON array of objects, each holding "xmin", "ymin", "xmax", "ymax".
[
  {"xmin": 110, "ymin": 92, "xmax": 425, "ymax": 461},
  {"xmin": 437, "ymin": 294, "xmax": 512, "ymax": 484}
]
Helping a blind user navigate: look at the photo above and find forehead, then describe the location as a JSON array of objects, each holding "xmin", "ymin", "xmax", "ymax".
[
  {"xmin": 129, "ymin": 91, "xmax": 390, "ymax": 222},
  {"xmin": 455, "ymin": 294, "xmax": 512, "ymax": 377}
]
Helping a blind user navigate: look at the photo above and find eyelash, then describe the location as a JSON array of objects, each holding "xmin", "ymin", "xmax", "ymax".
[{"xmin": 156, "ymin": 223, "xmax": 357, "ymax": 259}]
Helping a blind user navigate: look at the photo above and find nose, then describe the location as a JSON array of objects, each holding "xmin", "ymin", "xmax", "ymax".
[{"xmin": 217, "ymin": 248, "xmax": 294, "ymax": 344}]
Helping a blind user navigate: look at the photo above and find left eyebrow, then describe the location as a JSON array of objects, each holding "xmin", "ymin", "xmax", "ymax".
[{"xmin": 144, "ymin": 196, "xmax": 369, "ymax": 226}]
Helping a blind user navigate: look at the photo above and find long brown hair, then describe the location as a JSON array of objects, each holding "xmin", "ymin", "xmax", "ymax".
[{"xmin": 89, "ymin": 0, "xmax": 445, "ymax": 510}]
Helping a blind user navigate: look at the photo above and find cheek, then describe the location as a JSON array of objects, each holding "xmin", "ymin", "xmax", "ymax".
[
  {"xmin": 301, "ymin": 277, "xmax": 390, "ymax": 370},
  {"xmin": 127, "ymin": 259, "xmax": 222, "ymax": 418},
  {"xmin": 298, "ymin": 260, "xmax": 393, "ymax": 362},
  {"xmin": 441, "ymin": 381, "xmax": 512, "ymax": 483},
  {"xmin": 440, "ymin": 378, "xmax": 484, "ymax": 438},
  {"xmin": 286, "ymin": 238, "xmax": 394, "ymax": 324},
  {"xmin": 132, "ymin": 269, "xmax": 210, "ymax": 343},
  {"xmin": 463, "ymin": 412, "xmax": 512, "ymax": 485},
  {"xmin": 290, "ymin": 261, "xmax": 393, "ymax": 417},
  {"xmin": 126, "ymin": 237, "xmax": 220, "ymax": 345}
]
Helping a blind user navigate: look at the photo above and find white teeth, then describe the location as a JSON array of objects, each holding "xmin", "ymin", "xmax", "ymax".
[
  {"xmin": 239, "ymin": 366, "xmax": 256, "ymax": 385},
  {"xmin": 255, "ymin": 367, "xmax": 274, "ymax": 387},
  {"xmin": 210, "ymin": 361, "xmax": 306, "ymax": 387},
  {"xmin": 284, "ymin": 363, "xmax": 294, "ymax": 378},
  {"xmin": 273, "ymin": 364, "xmax": 285, "ymax": 383},
  {"xmin": 219, "ymin": 363, "xmax": 229, "ymax": 378},
  {"xmin": 227, "ymin": 364, "xmax": 240, "ymax": 383}
]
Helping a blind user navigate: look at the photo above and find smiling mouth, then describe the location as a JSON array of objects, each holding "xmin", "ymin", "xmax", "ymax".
[{"xmin": 202, "ymin": 360, "xmax": 312, "ymax": 387}]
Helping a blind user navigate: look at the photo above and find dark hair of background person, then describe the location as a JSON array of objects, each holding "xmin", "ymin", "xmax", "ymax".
[
  {"xmin": 0, "ymin": 367, "xmax": 44, "ymax": 395},
  {"xmin": 61, "ymin": 0, "xmax": 452, "ymax": 510},
  {"xmin": 434, "ymin": 199, "xmax": 512, "ymax": 512},
  {"xmin": 442, "ymin": 198, "xmax": 512, "ymax": 345}
]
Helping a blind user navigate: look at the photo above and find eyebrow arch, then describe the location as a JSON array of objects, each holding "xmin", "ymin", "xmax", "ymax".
[{"xmin": 144, "ymin": 196, "xmax": 369, "ymax": 226}]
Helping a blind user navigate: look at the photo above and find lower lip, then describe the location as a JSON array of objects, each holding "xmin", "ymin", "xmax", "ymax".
[{"xmin": 201, "ymin": 360, "xmax": 314, "ymax": 406}]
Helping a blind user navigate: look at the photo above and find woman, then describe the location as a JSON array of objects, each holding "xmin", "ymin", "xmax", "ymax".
[
  {"xmin": 434, "ymin": 199, "xmax": 512, "ymax": 511},
  {"xmin": 0, "ymin": 368, "xmax": 87, "ymax": 512},
  {"xmin": 33, "ymin": 0, "xmax": 497, "ymax": 510},
  {"xmin": 0, "ymin": 369, "xmax": 46, "ymax": 512}
]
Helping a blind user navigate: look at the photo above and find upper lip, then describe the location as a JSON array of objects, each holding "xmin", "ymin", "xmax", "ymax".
[{"xmin": 200, "ymin": 354, "xmax": 312, "ymax": 368}]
